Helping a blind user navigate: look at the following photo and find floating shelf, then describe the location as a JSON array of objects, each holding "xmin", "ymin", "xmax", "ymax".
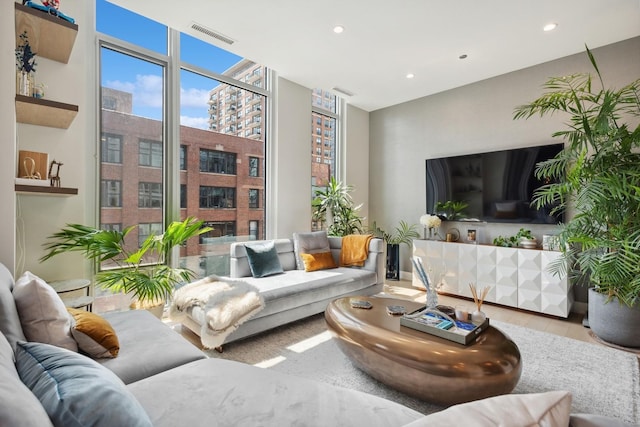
[
  {"xmin": 15, "ymin": 95, "xmax": 78, "ymax": 129},
  {"xmin": 15, "ymin": 184, "xmax": 78, "ymax": 196},
  {"xmin": 15, "ymin": 2, "xmax": 78, "ymax": 64}
]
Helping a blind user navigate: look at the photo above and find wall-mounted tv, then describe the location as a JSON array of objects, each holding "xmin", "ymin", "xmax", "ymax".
[{"xmin": 426, "ymin": 143, "xmax": 564, "ymax": 224}]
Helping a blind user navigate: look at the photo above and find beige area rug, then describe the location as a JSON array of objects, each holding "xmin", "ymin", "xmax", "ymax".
[{"xmin": 198, "ymin": 311, "xmax": 639, "ymax": 423}]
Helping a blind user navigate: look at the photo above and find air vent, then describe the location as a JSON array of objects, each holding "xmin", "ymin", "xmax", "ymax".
[
  {"xmin": 332, "ymin": 86, "xmax": 355, "ymax": 97},
  {"xmin": 190, "ymin": 22, "xmax": 235, "ymax": 45}
]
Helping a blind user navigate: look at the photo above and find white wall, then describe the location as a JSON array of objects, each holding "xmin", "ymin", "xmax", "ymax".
[
  {"xmin": 0, "ymin": 3, "xmax": 16, "ymax": 274},
  {"xmin": 369, "ymin": 37, "xmax": 640, "ymax": 277},
  {"xmin": 270, "ymin": 77, "xmax": 313, "ymax": 239},
  {"xmin": 344, "ymin": 104, "xmax": 370, "ymax": 225},
  {"xmin": 3, "ymin": 1, "xmax": 95, "ymax": 281}
]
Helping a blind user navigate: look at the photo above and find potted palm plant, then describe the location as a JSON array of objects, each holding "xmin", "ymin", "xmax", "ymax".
[
  {"xmin": 41, "ymin": 217, "xmax": 211, "ymax": 317},
  {"xmin": 312, "ymin": 176, "xmax": 364, "ymax": 236},
  {"xmin": 514, "ymin": 47, "xmax": 640, "ymax": 347},
  {"xmin": 370, "ymin": 220, "xmax": 420, "ymax": 280}
]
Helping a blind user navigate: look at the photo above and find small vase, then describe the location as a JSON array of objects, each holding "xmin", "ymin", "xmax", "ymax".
[
  {"xmin": 16, "ymin": 71, "xmax": 34, "ymax": 96},
  {"xmin": 471, "ymin": 310, "xmax": 486, "ymax": 323}
]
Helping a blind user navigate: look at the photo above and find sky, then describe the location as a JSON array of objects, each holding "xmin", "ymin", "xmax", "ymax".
[{"xmin": 97, "ymin": 0, "xmax": 243, "ymax": 129}]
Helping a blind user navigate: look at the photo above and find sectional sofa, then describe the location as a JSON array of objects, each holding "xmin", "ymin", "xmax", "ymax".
[{"xmin": 0, "ymin": 260, "xmax": 632, "ymax": 426}]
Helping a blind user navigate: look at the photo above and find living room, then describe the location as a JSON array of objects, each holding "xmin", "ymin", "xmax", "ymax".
[
  {"xmin": 1, "ymin": 1, "xmax": 640, "ymax": 424},
  {"xmin": 1, "ymin": 1, "xmax": 639, "ymax": 284}
]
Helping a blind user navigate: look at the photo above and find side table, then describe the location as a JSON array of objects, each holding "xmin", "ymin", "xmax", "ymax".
[{"xmin": 49, "ymin": 279, "xmax": 94, "ymax": 311}]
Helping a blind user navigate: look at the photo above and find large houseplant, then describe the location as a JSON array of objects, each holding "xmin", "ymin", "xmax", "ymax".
[
  {"xmin": 312, "ymin": 176, "xmax": 364, "ymax": 236},
  {"xmin": 514, "ymin": 47, "xmax": 640, "ymax": 347},
  {"xmin": 41, "ymin": 217, "xmax": 211, "ymax": 315}
]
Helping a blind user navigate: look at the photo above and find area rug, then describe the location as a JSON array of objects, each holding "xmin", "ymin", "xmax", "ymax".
[{"xmin": 200, "ymin": 313, "xmax": 640, "ymax": 423}]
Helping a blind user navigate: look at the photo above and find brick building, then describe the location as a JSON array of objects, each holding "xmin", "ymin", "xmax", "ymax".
[{"xmin": 100, "ymin": 87, "xmax": 264, "ymax": 263}]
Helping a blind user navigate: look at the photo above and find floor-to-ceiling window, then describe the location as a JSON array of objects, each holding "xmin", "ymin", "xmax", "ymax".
[
  {"xmin": 97, "ymin": 0, "xmax": 268, "ymax": 288},
  {"xmin": 311, "ymin": 89, "xmax": 338, "ymax": 231}
]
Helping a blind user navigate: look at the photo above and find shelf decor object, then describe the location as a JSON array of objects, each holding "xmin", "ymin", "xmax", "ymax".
[{"xmin": 15, "ymin": 30, "xmax": 36, "ymax": 96}]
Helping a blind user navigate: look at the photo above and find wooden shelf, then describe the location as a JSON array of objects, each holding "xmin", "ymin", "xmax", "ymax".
[
  {"xmin": 15, "ymin": 2, "xmax": 78, "ymax": 64},
  {"xmin": 15, "ymin": 184, "xmax": 78, "ymax": 196},
  {"xmin": 15, "ymin": 95, "xmax": 78, "ymax": 129}
]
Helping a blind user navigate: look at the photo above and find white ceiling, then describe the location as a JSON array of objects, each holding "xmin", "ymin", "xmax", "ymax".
[{"xmin": 108, "ymin": 0, "xmax": 640, "ymax": 112}]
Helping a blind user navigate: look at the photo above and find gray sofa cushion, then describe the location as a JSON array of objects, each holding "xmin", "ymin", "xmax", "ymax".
[
  {"xmin": 0, "ymin": 333, "xmax": 53, "ymax": 427},
  {"xmin": 99, "ymin": 309, "xmax": 205, "ymax": 384},
  {"xmin": 128, "ymin": 358, "xmax": 423, "ymax": 427},
  {"xmin": 190, "ymin": 267, "xmax": 377, "ymax": 323},
  {"xmin": 293, "ymin": 231, "xmax": 331, "ymax": 270},
  {"xmin": 0, "ymin": 263, "xmax": 26, "ymax": 349},
  {"xmin": 231, "ymin": 238, "xmax": 297, "ymax": 277},
  {"xmin": 16, "ymin": 341, "xmax": 152, "ymax": 427}
]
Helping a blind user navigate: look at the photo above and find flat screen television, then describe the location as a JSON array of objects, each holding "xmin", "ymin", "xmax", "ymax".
[{"xmin": 425, "ymin": 143, "xmax": 564, "ymax": 224}]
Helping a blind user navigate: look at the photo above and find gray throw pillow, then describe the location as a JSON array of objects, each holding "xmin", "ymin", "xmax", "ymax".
[
  {"xmin": 0, "ymin": 333, "xmax": 53, "ymax": 427},
  {"xmin": 245, "ymin": 240, "xmax": 284, "ymax": 278},
  {"xmin": 293, "ymin": 231, "xmax": 331, "ymax": 270},
  {"xmin": 15, "ymin": 341, "xmax": 153, "ymax": 427}
]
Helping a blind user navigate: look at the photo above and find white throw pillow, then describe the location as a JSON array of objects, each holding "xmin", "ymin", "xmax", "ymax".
[
  {"xmin": 403, "ymin": 391, "xmax": 572, "ymax": 427},
  {"xmin": 13, "ymin": 271, "xmax": 77, "ymax": 352}
]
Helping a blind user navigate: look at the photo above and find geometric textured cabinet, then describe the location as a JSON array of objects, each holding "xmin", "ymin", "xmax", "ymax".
[{"xmin": 413, "ymin": 240, "xmax": 573, "ymax": 317}]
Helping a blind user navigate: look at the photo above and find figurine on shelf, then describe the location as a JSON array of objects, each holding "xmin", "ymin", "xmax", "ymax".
[
  {"xmin": 48, "ymin": 160, "xmax": 63, "ymax": 187},
  {"xmin": 42, "ymin": 0, "xmax": 60, "ymax": 9}
]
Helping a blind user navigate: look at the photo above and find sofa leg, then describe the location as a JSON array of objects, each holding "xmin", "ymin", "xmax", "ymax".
[{"xmin": 215, "ymin": 346, "xmax": 223, "ymax": 353}]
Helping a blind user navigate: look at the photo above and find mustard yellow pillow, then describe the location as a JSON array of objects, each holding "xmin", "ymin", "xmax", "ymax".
[
  {"xmin": 301, "ymin": 251, "xmax": 337, "ymax": 272},
  {"xmin": 67, "ymin": 308, "xmax": 120, "ymax": 358}
]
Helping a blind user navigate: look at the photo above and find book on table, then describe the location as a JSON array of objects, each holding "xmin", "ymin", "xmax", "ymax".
[{"xmin": 400, "ymin": 309, "xmax": 490, "ymax": 345}]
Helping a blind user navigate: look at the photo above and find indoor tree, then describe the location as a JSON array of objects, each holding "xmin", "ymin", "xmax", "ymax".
[{"xmin": 513, "ymin": 46, "xmax": 640, "ymax": 346}]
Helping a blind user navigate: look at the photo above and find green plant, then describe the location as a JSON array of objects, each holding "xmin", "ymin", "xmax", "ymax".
[
  {"xmin": 312, "ymin": 176, "xmax": 365, "ymax": 236},
  {"xmin": 434, "ymin": 200, "xmax": 468, "ymax": 220},
  {"xmin": 41, "ymin": 217, "xmax": 212, "ymax": 306},
  {"xmin": 493, "ymin": 228, "xmax": 533, "ymax": 247},
  {"xmin": 15, "ymin": 31, "xmax": 37, "ymax": 73},
  {"xmin": 514, "ymin": 46, "xmax": 640, "ymax": 307},
  {"xmin": 369, "ymin": 220, "xmax": 420, "ymax": 246}
]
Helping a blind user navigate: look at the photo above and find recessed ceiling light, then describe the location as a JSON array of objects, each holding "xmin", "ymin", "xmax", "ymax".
[
  {"xmin": 406, "ymin": 73, "xmax": 415, "ymax": 79},
  {"xmin": 333, "ymin": 25, "xmax": 344, "ymax": 34},
  {"xmin": 543, "ymin": 23, "xmax": 558, "ymax": 32},
  {"xmin": 459, "ymin": 54, "xmax": 468, "ymax": 60}
]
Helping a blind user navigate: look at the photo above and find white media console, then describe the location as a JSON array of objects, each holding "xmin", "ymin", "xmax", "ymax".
[{"xmin": 412, "ymin": 240, "xmax": 573, "ymax": 318}]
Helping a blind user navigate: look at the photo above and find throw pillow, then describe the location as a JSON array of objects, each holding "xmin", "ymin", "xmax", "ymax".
[
  {"xmin": 293, "ymin": 231, "xmax": 331, "ymax": 270},
  {"xmin": 245, "ymin": 241, "xmax": 284, "ymax": 278},
  {"xmin": 13, "ymin": 271, "xmax": 77, "ymax": 352},
  {"xmin": 0, "ymin": 333, "xmax": 53, "ymax": 427},
  {"xmin": 402, "ymin": 390, "xmax": 572, "ymax": 427},
  {"xmin": 15, "ymin": 341, "xmax": 153, "ymax": 427},
  {"xmin": 300, "ymin": 251, "xmax": 337, "ymax": 272},
  {"xmin": 67, "ymin": 308, "xmax": 120, "ymax": 358}
]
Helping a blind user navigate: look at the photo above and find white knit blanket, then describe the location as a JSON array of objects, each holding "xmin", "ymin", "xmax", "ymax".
[{"xmin": 169, "ymin": 276, "xmax": 264, "ymax": 349}]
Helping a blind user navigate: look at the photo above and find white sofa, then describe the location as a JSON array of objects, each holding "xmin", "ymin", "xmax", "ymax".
[{"xmin": 179, "ymin": 235, "xmax": 385, "ymax": 345}]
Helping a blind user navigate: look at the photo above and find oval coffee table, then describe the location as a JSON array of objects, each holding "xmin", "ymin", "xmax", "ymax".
[{"xmin": 325, "ymin": 296, "xmax": 522, "ymax": 406}]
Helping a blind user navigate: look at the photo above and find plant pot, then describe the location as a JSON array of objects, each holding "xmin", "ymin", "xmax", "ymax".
[
  {"xmin": 588, "ymin": 287, "xmax": 640, "ymax": 348},
  {"xmin": 386, "ymin": 243, "xmax": 400, "ymax": 281},
  {"xmin": 130, "ymin": 300, "xmax": 165, "ymax": 319}
]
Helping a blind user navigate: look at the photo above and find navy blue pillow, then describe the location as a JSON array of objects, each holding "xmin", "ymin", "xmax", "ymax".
[
  {"xmin": 245, "ymin": 240, "xmax": 284, "ymax": 278},
  {"xmin": 15, "ymin": 341, "xmax": 152, "ymax": 427}
]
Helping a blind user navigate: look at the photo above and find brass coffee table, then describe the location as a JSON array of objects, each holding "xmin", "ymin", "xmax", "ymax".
[{"xmin": 325, "ymin": 296, "xmax": 521, "ymax": 406}]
